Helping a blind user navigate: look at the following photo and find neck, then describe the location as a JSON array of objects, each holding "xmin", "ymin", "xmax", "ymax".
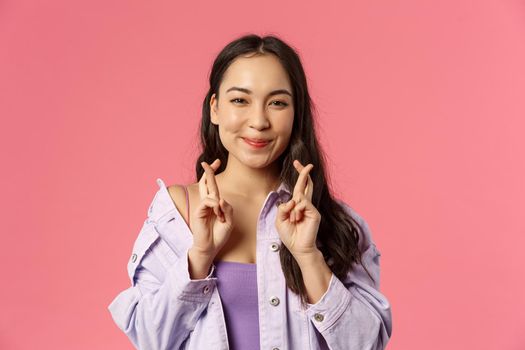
[{"xmin": 216, "ymin": 155, "xmax": 282, "ymax": 200}]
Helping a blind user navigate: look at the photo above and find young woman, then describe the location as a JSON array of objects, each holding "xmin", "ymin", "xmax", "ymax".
[{"xmin": 108, "ymin": 34, "xmax": 392, "ymax": 350}]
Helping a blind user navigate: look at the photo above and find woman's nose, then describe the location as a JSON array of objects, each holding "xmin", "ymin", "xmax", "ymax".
[{"xmin": 248, "ymin": 105, "xmax": 270, "ymax": 129}]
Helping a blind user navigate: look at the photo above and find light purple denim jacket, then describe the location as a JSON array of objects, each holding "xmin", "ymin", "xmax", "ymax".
[{"xmin": 108, "ymin": 178, "xmax": 392, "ymax": 350}]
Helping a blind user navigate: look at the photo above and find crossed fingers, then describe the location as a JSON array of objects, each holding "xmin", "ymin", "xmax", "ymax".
[{"xmin": 199, "ymin": 159, "xmax": 224, "ymax": 221}]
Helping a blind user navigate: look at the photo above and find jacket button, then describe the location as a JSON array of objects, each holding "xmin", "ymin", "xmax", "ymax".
[
  {"xmin": 203, "ymin": 285, "xmax": 210, "ymax": 294},
  {"xmin": 313, "ymin": 313, "xmax": 324, "ymax": 322},
  {"xmin": 131, "ymin": 253, "xmax": 137, "ymax": 263},
  {"xmin": 270, "ymin": 242, "xmax": 279, "ymax": 252},
  {"xmin": 269, "ymin": 296, "xmax": 280, "ymax": 306}
]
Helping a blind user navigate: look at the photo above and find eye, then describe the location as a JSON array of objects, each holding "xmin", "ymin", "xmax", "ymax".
[
  {"xmin": 230, "ymin": 98, "xmax": 246, "ymax": 104},
  {"xmin": 271, "ymin": 101, "xmax": 289, "ymax": 107}
]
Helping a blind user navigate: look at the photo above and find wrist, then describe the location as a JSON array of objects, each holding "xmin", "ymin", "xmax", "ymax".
[
  {"xmin": 189, "ymin": 245, "xmax": 215, "ymax": 258},
  {"xmin": 188, "ymin": 246, "xmax": 215, "ymax": 261},
  {"xmin": 293, "ymin": 248, "xmax": 324, "ymax": 268},
  {"xmin": 188, "ymin": 247, "xmax": 214, "ymax": 280}
]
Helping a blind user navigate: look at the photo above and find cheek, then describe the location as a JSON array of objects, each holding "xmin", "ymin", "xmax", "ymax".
[
  {"xmin": 275, "ymin": 111, "xmax": 294, "ymax": 134},
  {"xmin": 218, "ymin": 111, "xmax": 243, "ymax": 133},
  {"xmin": 221, "ymin": 120, "xmax": 242, "ymax": 135}
]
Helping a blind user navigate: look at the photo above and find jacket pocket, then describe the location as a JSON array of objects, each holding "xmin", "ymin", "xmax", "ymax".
[{"xmin": 127, "ymin": 221, "xmax": 161, "ymax": 286}]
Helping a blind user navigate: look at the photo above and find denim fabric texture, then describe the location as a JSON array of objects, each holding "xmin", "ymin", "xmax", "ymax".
[{"xmin": 108, "ymin": 178, "xmax": 393, "ymax": 350}]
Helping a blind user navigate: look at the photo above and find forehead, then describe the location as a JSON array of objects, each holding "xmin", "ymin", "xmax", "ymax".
[{"xmin": 221, "ymin": 54, "xmax": 292, "ymax": 93}]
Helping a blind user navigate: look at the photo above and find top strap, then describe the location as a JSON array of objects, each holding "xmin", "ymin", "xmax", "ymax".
[{"xmin": 183, "ymin": 185, "xmax": 190, "ymax": 230}]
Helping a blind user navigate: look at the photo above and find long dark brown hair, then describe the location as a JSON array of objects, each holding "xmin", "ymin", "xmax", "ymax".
[{"xmin": 195, "ymin": 33, "xmax": 374, "ymax": 308}]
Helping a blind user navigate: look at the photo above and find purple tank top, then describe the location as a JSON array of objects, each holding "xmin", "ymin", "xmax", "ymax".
[{"xmin": 214, "ymin": 260, "xmax": 260, "ymax": 350}]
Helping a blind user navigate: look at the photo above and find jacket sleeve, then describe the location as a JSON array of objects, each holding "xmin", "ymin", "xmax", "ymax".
[
  {"xmin": 305, "ymin": 201, "xmax": 393, "ymax": 350},
  {"xmin": 107, "ymin": 217, "xmax": 218, "ymax": 350}
]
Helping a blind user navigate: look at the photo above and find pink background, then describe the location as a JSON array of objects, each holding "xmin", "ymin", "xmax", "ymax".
[{"xmin": 1, "ymin": 0, "xmax": 524, "ymax": 349}]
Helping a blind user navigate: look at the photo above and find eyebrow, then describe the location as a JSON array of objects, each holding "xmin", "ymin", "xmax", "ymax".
[{"xmin": 225, "ymin": 86, "xmax": 293, "ymax": 98}]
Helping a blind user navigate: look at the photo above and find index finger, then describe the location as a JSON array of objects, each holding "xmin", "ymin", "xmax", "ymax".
[
  {"xmin": 201, "ymin": 159, "xmax": 221, "ymax": 200},
  {"xmin": 198, "ymin": 159, "xmax": 220, "ymax": 199},
  {"xmin": 304, "ymin": 173, "xmax": 314, "ymax": 201},
  {"xmin": 292, "ymin": 160, "xmax": 314, "ymax": 198}
]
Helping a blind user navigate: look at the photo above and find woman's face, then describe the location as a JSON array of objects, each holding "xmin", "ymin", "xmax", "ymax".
[{"xmin": 210, "ymin": 53, "xmax": 295, "ymax": 170}]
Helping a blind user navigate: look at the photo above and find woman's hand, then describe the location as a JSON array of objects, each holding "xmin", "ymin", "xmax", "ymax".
[
  {"xmin": 275, "ymin": 160, "xmax": 321, "ymax": 260},
  {"xmin": 190, "ymin": 158, "xmax": 234, "ymax": 259}
]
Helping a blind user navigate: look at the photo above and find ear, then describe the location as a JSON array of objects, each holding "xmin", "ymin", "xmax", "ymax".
[{"xmin": 210, "ymin": 93, "xmax": 219, "ymax": 125}]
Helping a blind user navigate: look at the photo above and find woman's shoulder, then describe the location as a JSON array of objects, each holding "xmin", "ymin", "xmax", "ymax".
[
  {"xmin": 166, "ymin": 182, "xmax": 197, "ymax": 226},
  {"xmin": 166, "ymin": 184, "xmax": 187, "ymax": 211},
  {"xmin": 146, "ymin": 178, "xmax": 189, "ymax": 222}
]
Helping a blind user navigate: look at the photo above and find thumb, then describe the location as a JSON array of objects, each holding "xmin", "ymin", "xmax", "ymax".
[{"xmin": 277, "ymin": 199, "xmax": 295, "ymax": 221}]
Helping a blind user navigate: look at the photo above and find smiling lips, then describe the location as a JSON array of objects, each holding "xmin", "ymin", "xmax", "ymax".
[{"xmin": 243, "ymin": 137, "xmax": 271, "ymax": 148}]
